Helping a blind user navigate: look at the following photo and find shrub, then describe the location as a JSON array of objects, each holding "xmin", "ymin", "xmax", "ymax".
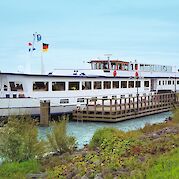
[
  {"xmin": 89, "ymin": 127, "xmax": 119, "ymax": 149},
  {"xmin": 0, "ymin": 115, "xmax": 45, "ymax": 162},
  {"xmin": 146, "ymin": 148, "xmax": 179, "ymax": 179},
  {"xmin": 172, "ymin": 107, "xmax": 179, "ymax": 124},
  {"xmin": 47, "ymin": 119, "xmax": 76, "ymax": 154},
  {"xmin": 139, "ymin": 122, "xmax": 168, "ymax": 134},
  {"xmin": 0, "ymin": 160, "xmax": 40, "ymax": 179}
]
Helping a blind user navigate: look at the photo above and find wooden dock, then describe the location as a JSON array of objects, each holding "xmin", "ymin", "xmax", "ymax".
[{"xmin": 73, "ymin": 93, "xmax": 179, "ymax": 122}]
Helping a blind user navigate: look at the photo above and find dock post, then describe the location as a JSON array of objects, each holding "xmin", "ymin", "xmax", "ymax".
[
  {"xmin": 124, "ymin": 98, "xmax": 127, "ymax": 115},
  {"xmin": 86, "ymin": 99, "xmax": 89, "ymax": 115},
  {"xmin": 119, "ymin": 98, "xmax": 122, "ymax": 116},
  {"xmin": 94, "ymin": 99, "xmax": 97, "ymax": 116},
  {"xmin": 147, "ymin": 95, "xmax": 150, "ymax": 109},
  {"xmin": 132, "ymin": 97, "xmax": 135, "ymax": 110},
  {"xmin": 110, "ymin": 99, "xmax": 112, "ymax": 118},
  {"xmin": 40, "ymin": 100, "xmax": 50, "ymax": 127},
  {"xmin": 128, "ymin": 97, "xmax": 131, "ymax": 113},
  {"xmin": 102, "ymin": 99, "xmax": 104, "ymax": 116},
  {"xmin": 140, "ymin": 96, "xmax": 142, "ymax": 110},
  {"xmin": 115, "ymin": 98, "xmax": 117, "ymax": 113}
]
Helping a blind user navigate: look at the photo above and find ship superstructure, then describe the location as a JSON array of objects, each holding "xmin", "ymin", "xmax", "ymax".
[{"xmin": 0, "ymin": 59, "xmax": 178, "ymax": 116}]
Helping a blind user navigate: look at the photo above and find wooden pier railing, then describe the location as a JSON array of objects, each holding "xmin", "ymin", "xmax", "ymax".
[{"xmin": 72, "ymin": 93, "xmax": 179, "ymax": 122}]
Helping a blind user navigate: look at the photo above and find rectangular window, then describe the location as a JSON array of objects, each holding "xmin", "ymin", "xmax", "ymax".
[
  {"xmin": 60, "ymin": 99, "xmax": 69, "ymax": 104},
  {"xmin": 173, "ymin": 80, "xmax": 175, "ymax": 85},
  {"xmin": 103, "ymin": 81, "xmax": 111, "ymax": 89},
  {"xmin": 112, "ymin": 95, "xmax": 117, "ymax": 99},
  {"xmin": 77, "ymin": 98, "xmax": 85, "ymax": 102},
  {"xmin": 121, "ymin": 81, "xmax": 127, "ymax": 88},
  {"xmin": 82, "ymin": 81, "xmax": 91, "ymax": 90},
  {"xmin": 177, "ymin": 81, "xmax": 179, "ymax": 85},
  {"xmin": 33, "ymin": 82, "xmax": 48, "ymax": 91},
  {"xmin": 4, "ymin": 85, "xmax": 8, "ymax": 91},
  {"xmin": 90, "ymin": 97, "xmax": 97, "ymax": 101},
  {"xmin": 6, "ymin": 94, "xmax": 10, "ymax": 98},
  {"xmin": 68, "ymin": 82, "xmax": 79, "ymax": 90},
  {"xmin": 159, "ymin": 81, "xmax": 161, "ymax": 85},
  {"xmin": 9, "ymin": 82, "xmax": 23, "ymax": 91},
  {"xmin": 52, "ymin": 82, "xmax": 65, "ymax": 91},
  {"xmin": 9, "ymin": 82, "xmax": 16, "ymax": 91},
  {"xmin": 94, "ymin": 81, "xmax": 102, "ymax": 89},
  {"xmin": 168, "ymin": 81, "xmax": 171, "ymax": 85},
  {"xmin": 102, "ymin": 96, "xmax": 108, "ymax": 100},
  {"xmin": 135, "ymin": 81, "xmax": 141, "ymax": 88},
  {"xmin": 144, "ymin": 81, "xmax": 149, "ymax": 87},
  {"xmin": 121, "ymin": 95, "xmax": 125, "ymax": 98},
  {"xmin": 163, "ymin": 81, "xmax": 165, "ymax": 85},
  {"xmin": 140, "ymin": 64, "xmax": 144, "ymax": 71},
  {"xmin": 128, "ymin": 81, "xmax": 134, "ymax": 88},
  {"xmin": 13, "ymin": 94, "xmax": 17, "ymax": 98},
  {"xmin": 112, "ymin": 81, "xmax": 119, "ymax": 88}
]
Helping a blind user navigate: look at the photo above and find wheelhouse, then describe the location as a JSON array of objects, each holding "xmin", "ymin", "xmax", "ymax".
[{"xmin": 89, "ymin": 60, "xmax": 129, "ymax": 70}]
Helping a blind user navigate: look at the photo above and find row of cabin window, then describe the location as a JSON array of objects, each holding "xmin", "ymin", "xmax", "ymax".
[
  {"xmin": 158, "ymin": 80, "xmax": 179, "ymax": 86},
  {"xmin": 140, "ymin": 64, "xmax": 172, "ymax": 72},
  {"xmin": 32, "ymin": 80, "xmax": 150, "ymax": 92},
  {"xmin": 4, "ymin": 82, "xmax": 23, "ymax": 91}
]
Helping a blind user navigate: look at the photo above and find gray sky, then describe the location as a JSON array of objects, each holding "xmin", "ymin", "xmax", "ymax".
[{"xmin": 0, "ymin": 0, "xmax": 179, "ymax": 73}]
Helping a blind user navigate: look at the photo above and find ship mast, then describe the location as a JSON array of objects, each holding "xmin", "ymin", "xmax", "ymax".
[{"xmin": 104, "ymin": 54, "xmax": 112, "ymax": 70}]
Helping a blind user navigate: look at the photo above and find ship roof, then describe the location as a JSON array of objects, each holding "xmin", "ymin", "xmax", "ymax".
[
  {"xmin": 89, "ymin": 60, "xmax": 129, "ymax": 64},
  {"xmin": 1, "ymin": 72, "xmax": 179, "ymax": 79}
]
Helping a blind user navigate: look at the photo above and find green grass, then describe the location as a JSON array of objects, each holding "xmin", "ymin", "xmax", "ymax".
[
  {"xmin": 0, "ymin": 114, "xmax": 179, "ymax": 179},
  {"xmin": 146, "ymin": 148, "xmax": 179, "ymax": 179},
  {"xmin": 0, "ymin": 160, "xmax": 40, "ymax": 179}
]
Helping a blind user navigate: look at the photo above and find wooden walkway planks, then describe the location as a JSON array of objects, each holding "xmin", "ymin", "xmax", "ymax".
[{"xmin": 73, "ymin": 93, "xmax": 178, "ymax": 122}]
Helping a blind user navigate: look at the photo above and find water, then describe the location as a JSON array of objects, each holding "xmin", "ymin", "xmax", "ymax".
[
  {"xmin": 0, "ymin": 112, "xmax": 171, "ymax": 165},
  {"xmin": 39, "ymin": 112, "xmax": 171, "ymax": 148}
]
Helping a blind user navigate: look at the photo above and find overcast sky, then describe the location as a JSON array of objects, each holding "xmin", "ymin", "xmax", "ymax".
[{"xmin": 0, "ymin": 0, "xmax": 179, "ymax": 73}]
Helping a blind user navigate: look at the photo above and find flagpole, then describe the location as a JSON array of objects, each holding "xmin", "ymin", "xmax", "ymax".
[
  {"xmin": 27, "ymin": 35, "xmax": 34, "ymax": 74},
  {"xmin": 41, "ymin": 51, "xmax": 44, "ymax": 75},
  {"xmin": 29, "ymin": 34, "xmax": 36, "ymax": 73}
]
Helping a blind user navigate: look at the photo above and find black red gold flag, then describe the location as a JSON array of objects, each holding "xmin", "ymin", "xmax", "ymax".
[{"xmin": 42, "ymin": 43, "xmax": 49, "ymax": 52}]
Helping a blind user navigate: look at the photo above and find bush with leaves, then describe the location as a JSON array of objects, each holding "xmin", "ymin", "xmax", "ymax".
[
  {"xmin": 47, "ymin": 119, "xmax": 76, "ymax": 154},
  {"xmin": 0, "ymin": 115, "xmax": 45, "ymax": 162},
  {"xmin": 0, "ymin": 160, "xmax": 40, "ymax": 178},
  {"xmin": 172, "ymin": 107, "xmax": 179, "ymax": 124},
  {"xmin": 89, "ymin": 127, "xmax": 119, "ymax": 149}
]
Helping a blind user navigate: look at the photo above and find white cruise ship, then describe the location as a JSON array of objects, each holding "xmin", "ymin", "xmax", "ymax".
[{"xmin": 0, "ymin": 59, "xmax": 178, "ymax": 116}]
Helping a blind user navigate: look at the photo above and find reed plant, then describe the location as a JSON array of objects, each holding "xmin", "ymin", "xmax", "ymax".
[
  {"xmin": 172, "ymin": 107, "xmax": 179, "ymax": 124},
  {"xmin": 0, "ymin": 115, "xmax": 45, "ymax": 162},
  {"xmin": 46, "ymin": 119, "xmax": 76, "ymax": 154}
]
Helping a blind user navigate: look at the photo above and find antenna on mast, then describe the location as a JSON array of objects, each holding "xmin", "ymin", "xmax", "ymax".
[{"xmin": 104, "ymin": 54, "xmax": 112, "ymax": 70}]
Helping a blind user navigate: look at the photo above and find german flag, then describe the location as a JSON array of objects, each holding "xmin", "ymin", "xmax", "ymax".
[{"xmin": 42, "ymin": 43, "xmax": 49, "ymax": 52}]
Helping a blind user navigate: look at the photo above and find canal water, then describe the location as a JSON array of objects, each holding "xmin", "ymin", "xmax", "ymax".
[
  {"xmin": 0, "ymin": 112, "xmax": 171, "ymax": 165},
  {"xmin": 0, "ymin": 112, "xmax": 171, "ymax": 164},
  {"xmin": 39, "ymin": 111, "xmax": 171, "ymax": 148}
]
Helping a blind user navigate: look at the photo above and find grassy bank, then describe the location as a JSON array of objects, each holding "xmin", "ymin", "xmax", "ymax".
[
  {"xmin": 0, "ymin": 112, "xmax": 179, "ymax": 178},
  {"xmin": 0, "ymin": 160, "xmax": 40, "ymax": 179}
]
